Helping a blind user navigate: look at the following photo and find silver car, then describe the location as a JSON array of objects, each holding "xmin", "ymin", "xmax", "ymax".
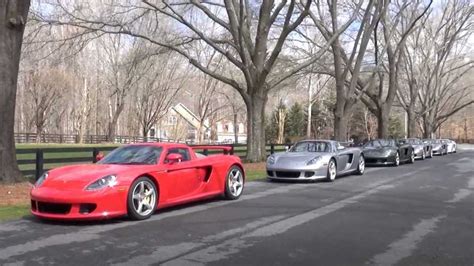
[
  {"xmin": 442, "ymin": 139, "xmax": 457, "ymax": 153},
  {"xmin": 266, "ymin": 140, "xmax": 365, "ymax": 182}
]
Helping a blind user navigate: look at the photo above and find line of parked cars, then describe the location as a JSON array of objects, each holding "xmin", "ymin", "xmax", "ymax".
[
  {"xmin": 266, "ymin": 138, "xmax": 457, "ymax": 182},
  {"xmin": 29, "ymin": 138, "xmax": 457, "ymax": 222}
]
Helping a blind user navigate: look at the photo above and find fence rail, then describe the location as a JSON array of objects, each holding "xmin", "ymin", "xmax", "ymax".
[
  {"xmin": 14, "ymin": 133, "xmax": 185, "ymax": 145},
  {"xmin": 16, "ymin": 143, "xmax": 288, "ymax": 180}
]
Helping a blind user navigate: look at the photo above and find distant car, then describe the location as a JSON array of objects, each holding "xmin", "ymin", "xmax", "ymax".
[
  {"xmin": 363, "ymin": 139, "xmax": 415, "ymax": 166},
  {"xmin": 427, "ymin": 139, "xmax": 448, "ymax": 156},
  {"xmin": 266, "ymin": 140, "xmax": 365, "ymax": 182},
  {"xmin": 442, "ymin": 139, "xmax": 457, "ymax": 153},
  {"xmin": 30, "ymin": 143, "xmax": 245, "ymax": 221},
  {"xmin": 400, "ymin": 138, "xmax": 433, "ymax": 159}
]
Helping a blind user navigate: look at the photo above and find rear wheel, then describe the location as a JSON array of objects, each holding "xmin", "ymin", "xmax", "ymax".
[
  {"xmin": 356, "ymin": 155, "xmax": 365, "ymax": 175},
  {"xmin": 127, "ymin": 177, "xmax": 157, "ymax": 220},
  {"xmin": 326, "ymin": 159, "xmax": 337, "ymax": 182},
  {"xmin": 224, "ymin": 166, "xmax": 244, "ymax": 200}
]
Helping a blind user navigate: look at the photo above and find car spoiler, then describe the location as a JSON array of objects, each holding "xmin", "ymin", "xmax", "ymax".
[{"xmin": 191, "ymin": 145, "xmax": 233, "ymax": 155}]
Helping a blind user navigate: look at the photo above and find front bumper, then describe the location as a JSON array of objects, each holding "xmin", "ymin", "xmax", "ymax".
[
  {"xmin": 365, "ymin": 155, "xmax": 396, "ymax": 165},
  {"xmin": 414, "ymin": 149, "xmax": 424, "ymax": 159},
  {"xmin": 30, "ymin": 186, "xmax": 128, "ymax": 220},
  {"xmin": 266, "ymin": 167, "xmax": 327, "ymax": 181}
]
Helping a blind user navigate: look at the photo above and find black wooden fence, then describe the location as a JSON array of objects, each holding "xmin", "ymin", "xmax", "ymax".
[{"xmin": 17, "ymin": 144, "xmax": 288, "ymax": 180}]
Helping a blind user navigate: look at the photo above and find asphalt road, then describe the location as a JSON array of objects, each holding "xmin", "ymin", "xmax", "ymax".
[{"xmin": 1, "ymin": 150, "xmax": 473, "ymax": 266}]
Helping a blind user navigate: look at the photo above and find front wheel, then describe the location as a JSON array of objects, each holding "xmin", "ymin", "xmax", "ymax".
[
  {"xmin": 393, "ymin": 152, "xmax": 400, "ymax": 167},
  {"xmin": 224, "ymin": 166, "xmax": 244, "ymax": 200},
  {"xmin": 409, "ymin": 150, "xmax": 415, "ymax": 164},
  {"xmin": 326, "ymin": 159, "xmax": 337, "ymax": 182},
  {"xmin": 356, "ymin": 155, "xmax": 365, "ymax": 175},
  {"xmin": 127, "ymin": 177, "xmax": 158, "ymax": 220}
]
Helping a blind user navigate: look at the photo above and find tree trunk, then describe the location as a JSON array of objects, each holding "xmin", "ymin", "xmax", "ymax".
[
  {"xmin": 377, "ymin": 106, "xmax": 390, "ymax": 138},
  {"xmin": 0, "ymin": 0, "xmax": 30, "ymax": 183},
  {"xmin": 233, "ymin": 112, "xmax": 238, "ymax": 144},
  {"xmin": 36, "ymin": 125, "xmax": 43, "ymax": 144},
  {"xmin": 107, "ymin": 107, "xmax": 124, "ymax": 142},
  {"xmin": 407, "ymin": 109, "xmax": 417, "ymax": 138},
  {"xmin": 246, "ymin": 93, "xmax": 267, "ymax": 162},
  {"xmin": 142, "ymin": 126, "xmax": 149, "ymax": 142}
]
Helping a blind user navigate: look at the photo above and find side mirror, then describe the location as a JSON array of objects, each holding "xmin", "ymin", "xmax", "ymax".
[
  {"xmin": 95, "ymin": 152, "xmax": 104, "ymax": 162},
  {"xmin": 166, "ymin": 153, "xmax": 183, "ymax": 164}
]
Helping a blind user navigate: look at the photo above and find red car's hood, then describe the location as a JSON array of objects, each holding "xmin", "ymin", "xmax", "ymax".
[{"xmin": 42, "ymin": 164, "xmax": 141, "ymax": 189}]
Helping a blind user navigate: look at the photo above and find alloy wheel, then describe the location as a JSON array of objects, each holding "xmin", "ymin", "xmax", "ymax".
[
  {"xmin": 227, "ymin": 168, "xmax": 244, "ymax": 198},
  {"xmin": 131, "ymin": 180, "xmax": 156, "ymax": 217}
]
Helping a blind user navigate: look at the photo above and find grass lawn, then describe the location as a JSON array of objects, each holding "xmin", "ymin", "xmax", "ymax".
[
  {"xmin": 0, "ymin": 205, "xmax": 30, "ymax": 222},
  {"xmin": 245, "ymin": 169, "xmax": 267, "ymax": 182}
]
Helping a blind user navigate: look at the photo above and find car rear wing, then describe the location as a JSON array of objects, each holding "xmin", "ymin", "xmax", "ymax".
[{"xmin": 191, "ymin": 145, "xmax": 233, "ymax": 155}]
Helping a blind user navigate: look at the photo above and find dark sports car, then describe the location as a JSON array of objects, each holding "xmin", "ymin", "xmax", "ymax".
[
  {"xmin": 400, "ymin": 138, "xmax": 433, "ymax": 159},
  {"xmin": 363, "ymin": 139, "xmax": 415, "ymax": 166}
]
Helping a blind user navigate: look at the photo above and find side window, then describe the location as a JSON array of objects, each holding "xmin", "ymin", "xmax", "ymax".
[{"xmin": 168, "ymin": 148, "xmax": 191, "ymax": 162}]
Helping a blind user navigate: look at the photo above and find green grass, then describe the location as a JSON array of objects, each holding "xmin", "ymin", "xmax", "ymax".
[
  {"xmin": 0, "ymin": 205, "xmax": 30, "ymax": 222},
  {"xmin": 245, "ymin": 169, "xmax": 267, "ymax": 182}
]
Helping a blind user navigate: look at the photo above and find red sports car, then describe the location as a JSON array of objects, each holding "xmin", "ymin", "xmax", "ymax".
[{"xmin": 30, "ymin": 143, "xmax": 245, "ymax": 220}]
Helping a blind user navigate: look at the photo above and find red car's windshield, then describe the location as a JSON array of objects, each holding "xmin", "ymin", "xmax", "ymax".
[{"xmin": 99, "ymin": 146, "xmax": 163, "ymax": 165}]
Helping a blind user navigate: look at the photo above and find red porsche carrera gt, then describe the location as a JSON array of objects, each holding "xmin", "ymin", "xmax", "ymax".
[{"xmin": 30, "ymin": 143, "xmax": 245, "ymax": 221}]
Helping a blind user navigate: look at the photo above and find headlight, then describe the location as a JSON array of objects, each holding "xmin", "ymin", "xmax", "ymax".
[
  {"xmin": 383, "ymin": 150, "xmax": 395, "ymax": 156},
  {"xmin": 35, "ymin": 172, "xmax": 48, "ymax": 188},
  {"xmin": 307, "ymin": 156, "xmax": 322, "ymax": 165},
  {"xmin": 86, "ymin": 175, "xmax": 117, "ymax": 191},
  {"xmin": 267, "ymin": 155, "xmax": 275, "ymax": 165}
]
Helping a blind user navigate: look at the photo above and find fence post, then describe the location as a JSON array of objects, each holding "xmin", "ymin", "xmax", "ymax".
[
  {"xmin": 270, "ymin": 144, "xmax": 275, "ymax": 155},
  {"xmin": 35, "ymin": 149, "xmax": 44, "ymax": 181},
  {"xmin": 92, "ymin": 148, "xmax": 99, "ymax": 163}
]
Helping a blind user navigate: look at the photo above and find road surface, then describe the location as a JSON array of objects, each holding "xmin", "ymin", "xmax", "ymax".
[{"xmin": 1, "ymin": 150, "xmax": 473, "ymax": 265}]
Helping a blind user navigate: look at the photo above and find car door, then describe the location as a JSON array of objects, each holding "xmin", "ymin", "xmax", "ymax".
[
  {"xmin": 335, "ymin": 142, "xmax": 351, "ymax": 172},
  {"xmin": 165, "ymin": 147, "xmax": 201, "ymax": 201}
]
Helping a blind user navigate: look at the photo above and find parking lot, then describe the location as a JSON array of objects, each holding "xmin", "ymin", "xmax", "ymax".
[{"xmin": 0, "ymin": 150, "xmax": 473, "ymax": 265}]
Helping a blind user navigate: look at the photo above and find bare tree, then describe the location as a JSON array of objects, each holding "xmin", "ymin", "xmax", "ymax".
[
  {"xmin": 309, "ymin": 0, "xmax": 384, "ymax": 141},
  {"xmin": 135, "ymin": 52, "xmax": 183, "ymax": 140},
  {"xmin": 99, "ymin": 35, "xmax": 145, "ymax": 141},
  {"xmin": 362, "ymin": 0, "xmax": 432, "ymax": 138},
  {"xmin": 24, "ymin": 67, "xmax": 67, "ymax": 142},
  {"xmin": 416, "ymin": 0, "xmax": 473, "ymax": 138},
  {"xmin": 0, "ymin": 0, "xmax": 30, "ymax": 182},
  {"xmin": 305, "ymin": 74, "xmax": 330, "ymax": 138},
  {"xmin": 32, "ymin": 0, "xmax": 358, "ymax": 161}
]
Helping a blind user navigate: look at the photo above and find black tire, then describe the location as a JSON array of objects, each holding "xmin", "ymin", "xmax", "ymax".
[
  {"xmin": 393, "ymin": 152, "xmax": 400, "ymax": 167},
  {"xmin": 326, "ymin": 159, "xmax": 337, "ymax": 182},
  {"xmin": 356, "ymin": 155, "xmax": 365, "ymax": 175},
  {"xmin": 224, "ymin": 166, "xmax": 244, "ymax": 200},
  {"xmin": 127, "ymin": 177, "xmax": 158, "ymax": 220},
  {"xmin": 408, "ymin": 150, "xmax": 415, "ymax": 164}
]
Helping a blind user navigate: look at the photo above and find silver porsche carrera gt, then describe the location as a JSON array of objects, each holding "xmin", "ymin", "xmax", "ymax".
[{"xmin": 266, "ymin": 140, "xmax": 365, "ymax": 182}]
